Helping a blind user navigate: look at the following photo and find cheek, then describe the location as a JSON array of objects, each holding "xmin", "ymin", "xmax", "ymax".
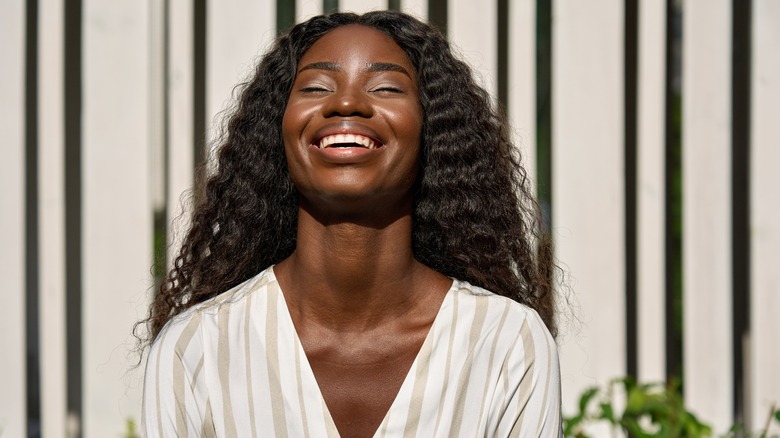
[
  {"xmin": 281, "ymin": 100, "xmax": 315, "ymax": 173},
  {"xmin": 398, "ymin": 123, "xmax": 423, "ymax": 184},
  {"xmin": 405, "ymin": 101, "xmax": 423, "ymax": 143},
  {"xmin": 403, "ymin": 108, "xmax": 423, "ymax": 184},
  {"xmin": 281, "ymin": 103, "xmax": 298, "ymax": 146},
  {"xmin": 386, "ymin": 104, "xmax": 423, "ymax": 144},
  {"xmin": 281, "ymin": 105, "xmax": 307, "ymax": 186},
  {"xmin": 282, "ymin": 96, "xmax": 317, "ymax": 143}
]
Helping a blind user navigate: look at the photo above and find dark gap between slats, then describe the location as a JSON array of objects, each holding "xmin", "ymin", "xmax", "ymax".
[
  {"xmin": 25, "ymin": 0, "xmax": 41, "ymax": 435},
  {"xmin": 664, "ymin": 0, "xmax": 683, "ymax": 385},
  {"xmin": 624, "ymin": 0, "xmax": 639, "ymax": 380},
  {"xmin": 731, "ymin": 0, "xmax": 752, "ymax": 426},
  {"xmin": 65, "ymin": 0, "xmax": 84, "ymax": 434}
]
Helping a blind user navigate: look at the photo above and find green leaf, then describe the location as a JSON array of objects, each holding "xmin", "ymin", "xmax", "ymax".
[
  {"xmin": 622, "ymin": 420, "xmax": 654, "ymax": 438},
  {"xmin": 598, "ymin": 402, "xmax": 616, "ymax": 424},
  {"xmin": 624, "ymin": 387, "xmax": 648, "ymax": 414},
  {"xmin": 578, "ymin": 387, "xmax": 599, "ymax": 413},
  {"xmin": 562, "ymin": 413, "xmax": 584, "ymax": 436}
]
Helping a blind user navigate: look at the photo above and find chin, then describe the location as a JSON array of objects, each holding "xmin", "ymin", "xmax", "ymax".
[{"xmin": 299, "ymin": 188, "xmax": 412, "ymax": 220}]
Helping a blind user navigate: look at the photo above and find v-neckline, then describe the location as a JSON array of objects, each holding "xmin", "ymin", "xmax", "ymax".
[{"xmin": 268, "ymin": 266, "xmax": 456, "ymax": 437}]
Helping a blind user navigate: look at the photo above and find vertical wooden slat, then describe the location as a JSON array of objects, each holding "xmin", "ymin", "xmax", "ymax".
[
  {"xmin": 448, "ymin": 0, "xmax": 497, "ymax": 98},
  {"xmin": 296, "ymin": 0, "xmax": 322, "ymax": 23},
  {"xmin": 636, "ymin": 0, "xmax": 666, "ymax": 384},
  {"xmin": 399, "ymin": 0, "xmax": 425, "ymax": 19},
  {"xmin": 167, "ymin": 0, "xmax": 195, "ymax": 266},
  {"xmin": 553, "ymin": 0, "xmax": 625, "ymax": 417},
  {"xmin": 150, "ymin": 0, "xmax": 166, "ymax": 215},
  {"xmin": 38, "ymin": 0, "xmax": 68, "ymax": 435},
  {"xmin": 508, "ymin": 0, "xmax": 536, "ymax": 181},
  {"xmin": 0, "ymin": 0, "xmax": 26, "ymax": 436},
  {"xmin": 750, "ymin": 0, "xmax": 780, "ymax": 431},
  {"xmin": 682, "ymin": 0, "xmax": 733, "ymax": 430},
  {"xmin": 81, "ymin": 1, "xmax": 151, "ymax": 435},
  {"xmin": 340, "ymin": 0, "xmax": 386, "ymax": 13},
  {"xmin": 206, "ymin": 0, "xmax": 275, "ymax": 152}
]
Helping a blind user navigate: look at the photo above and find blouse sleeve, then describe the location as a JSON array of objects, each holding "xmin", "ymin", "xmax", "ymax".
[
  {"xmin": 492, "ymin": 310, "xmax": 563, "ymax": 438},
  {"xmin": 142, "ymin": 313, "xmax": 213, "ymax": 437}
]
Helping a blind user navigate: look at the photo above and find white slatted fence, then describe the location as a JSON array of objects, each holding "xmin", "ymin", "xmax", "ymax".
[
  {"xmin": 0, "ymin": 2, "xmax": 26, "ymax": 437},
  {"xmin": 636, "ymin": 0, "xmax": 667, "ymax": 385},
  {"xmin": 552, "ymin": 1, "xmax": 627, "ymax": 420},
  {"xmin": 81, "ymin": 1, "xmax": 152, "ymax": 435},
  {"xmin": 167, "ymin": 0, "xmax": 197, "ymax": 264},
  {"xmin": 342, "ymin": 0, "xmax": 387, "ymax": 13},
  {"xmin": 2, "ymin": 0, "xmax": 779, "ymax": 436},
  {"xmin": 750, "ymin": 0, "xmax": 780, "ymax": 429},
  {"xmin": 508, "ymin": 0, "xmax": 537, "ymax": 180},
  {"xmin": 398, "ymin": 0, "xmax": 426, "ymax": 20},
  {"xmin": 206, "ymin": 0, "xmax": 275, "ymax": 151},
  {"xmin": 297, "ymin": 0, "xmax": 324, "ymax": 23},
  {"xmin": 682, "ymin": 0, "xmax": 734, "ymax": 429},
  {"xmin": 38, "ymin": 0, "xmax": 68, "ymax": 435},
  {"xmin": 449, "ymin": 0, "xmax": 498, "ymax": 97}
]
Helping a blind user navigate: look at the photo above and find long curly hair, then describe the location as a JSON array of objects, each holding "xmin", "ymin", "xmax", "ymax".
[{"xmin": 142, "ymin": 10, "xmax": 557, "ymax": 343}]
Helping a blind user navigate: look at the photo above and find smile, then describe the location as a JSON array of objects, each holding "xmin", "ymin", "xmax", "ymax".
[{"xmin": 317, "ymin": 133, "xmax": 381, "ymax": 149}]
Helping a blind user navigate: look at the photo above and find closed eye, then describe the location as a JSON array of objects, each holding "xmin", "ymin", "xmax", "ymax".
[
  {"xmin": 370, "ymin": 86, "xmax": 404, "ymax": 94},
  {"xmin": 300, "ymin": 86, "xmax": 331, "ymax": 93}
]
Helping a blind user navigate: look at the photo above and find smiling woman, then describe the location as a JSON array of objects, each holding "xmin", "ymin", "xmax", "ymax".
[
  {"xmin": 139, "ymin": 10, "xmax": 562, "ymax": 438},
  {"xmin": 282, "ymin": 25, "xmax": 423, "ymax": 215}
]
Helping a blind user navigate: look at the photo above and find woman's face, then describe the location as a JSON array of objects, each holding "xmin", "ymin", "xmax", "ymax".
[{"xmin": 282, "ymin": 24, "xmax": 422, "ymax": 214}]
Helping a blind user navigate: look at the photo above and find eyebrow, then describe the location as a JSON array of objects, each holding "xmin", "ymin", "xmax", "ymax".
[
  {"xmin": 366, "ymin": 62, "xmax": 411, "ymax": 77},
  {"xmin": 298, "ymin": 61, "xmax": 339, "ymax": 73},
  {"xmin": 297, "ymin": 61, "xmax": 412, "ymax": 78}
]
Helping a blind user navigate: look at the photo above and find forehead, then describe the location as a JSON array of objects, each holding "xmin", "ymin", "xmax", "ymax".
[{"xmin": 299, "ymin": 24, "xmax": 414, "ymax": 72}]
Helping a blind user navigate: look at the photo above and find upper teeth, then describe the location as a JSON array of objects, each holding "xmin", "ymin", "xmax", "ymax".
[{"xmin": 318, "ymin": 134, "xmax": 377, "ymax": 149}]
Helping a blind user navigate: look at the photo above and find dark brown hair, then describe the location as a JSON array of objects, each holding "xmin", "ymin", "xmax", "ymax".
[{"xmin": 140, "ymin": 10, "xmax": 558, "ymax": 344}]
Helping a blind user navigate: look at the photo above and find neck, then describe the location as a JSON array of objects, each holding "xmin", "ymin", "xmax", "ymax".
[{"xmin": 276, "ymin": 205, "xmax": 428, "ymax": 329}]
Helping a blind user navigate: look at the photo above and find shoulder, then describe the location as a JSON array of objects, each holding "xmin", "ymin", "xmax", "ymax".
[
  {"xmin": 149, "ymin": 266, "xmax": 276, "ymax": 359},
  {"xmin": 450, "ymin": 281, "xmax": 562, "ymax": 433},
  {"xmin": 447, "ymin": 278, "xmax": 559, "ymax": 384},
  {"xmin": 438, "ymin": 279, "xmax": 562, "ymax": 434},
  {"xmin": 449, "ymin": 279, "xmax": 555, "ymax": 348}
]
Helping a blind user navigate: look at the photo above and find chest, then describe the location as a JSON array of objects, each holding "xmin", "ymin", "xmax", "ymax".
[
  {"xmin": 196, "ymin": 295, "xmax": 519, "ymax": 437},
  {"xmin": 301, "ymin": 331, "xmax": 428, "ymax": 438}
]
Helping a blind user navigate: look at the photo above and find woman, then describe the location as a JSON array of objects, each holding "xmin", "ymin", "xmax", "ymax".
[{"xmin": 142, "ymin": 10, "xmax": 561, "ymax": 437}]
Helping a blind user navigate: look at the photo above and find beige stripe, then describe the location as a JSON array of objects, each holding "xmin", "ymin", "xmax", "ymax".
[
  {"xmin": 217, "ymin": 303, "xmax": 238, "ymax": 437},
  {"xmin": 202, "ymin": 398, "xmax": 216, "ymax": 438},
  {"xmin": 535, "ymin": 329, "xmax": 555, "ymax": 435},
  {"xmin": 502, "ymin": 348, "xmax": 510, "ymax": 394},
  {"xmin": 494, "ymin": 339, "xmax": 513, "ymax": 405},
  {"xmin": 449, "ymin": 295, "xmax": 489, "ymax": 437},
  {"xmin": 432, "ymin": 290, "xmax": 459, "ymax": 437},
  {"xmin": 191, "ymin": 356, "xmax": 204, "ymax": 386},
  {"xmin": 266, "ymin": 286, "xmax": 289, "ymax": 437},
  {"xmin": 244, "ymin": 293, "xmax": 258, "ymax": 437},
  {"xmin": 173, "ymin": 314, "xmax": 203, "ymax": 437},
  {"xmin": 294, "ymin": 335, "xmax": 311, "ymax": 437},
  {"xmin": 153, "ymin": 328, "xmax": 169, "ymax": 435},
  {"xmin": 476, "ymin": 302, "xmax": 511, "ymax": 428},
  {"xmin": 401, "ymin": 332, "xmax": 435, "ymax": 437},
  {"xmin": 378, "ymin": 413, "xmax": 390, "ymax": 437},
  {"xmin": 494, "ymin": 350, "xmax": 514, "ymax": 435},
  {"xmin": 508, "ymin": 410, "xmax": 522, "ymax": 436},
  {"xmin": 509, "ymin": 318, "xmax": 536, "ymax": 437}
]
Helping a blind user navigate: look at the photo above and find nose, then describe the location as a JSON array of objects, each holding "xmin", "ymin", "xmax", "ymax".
[{"xmin": 323, "ymin": 87, "xmax": 373, "ymax": 118}]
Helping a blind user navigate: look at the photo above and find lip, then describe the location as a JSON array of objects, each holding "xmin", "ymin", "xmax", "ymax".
[
  {"xmin": 310, "ymin": 122, "xmax": 384, "ymax": 149},
  {"xmin": 312, "ymin": 145, "xmax": 379, "ymax": 164}
]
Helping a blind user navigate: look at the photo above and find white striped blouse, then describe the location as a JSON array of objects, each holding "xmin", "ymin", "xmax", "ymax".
[{"xmin": 142, "ymin": 266, "xmax": 562, "ymax": 437}]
